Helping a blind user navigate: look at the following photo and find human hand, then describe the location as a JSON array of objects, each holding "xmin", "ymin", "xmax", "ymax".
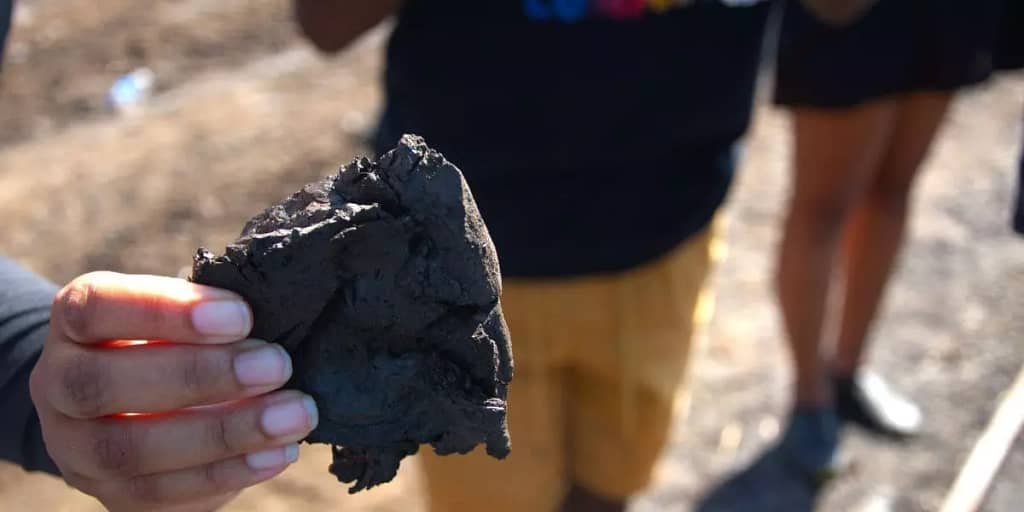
[{"xmin": 29, "ymin": 272, "xmax": 318, "ymax": 512}]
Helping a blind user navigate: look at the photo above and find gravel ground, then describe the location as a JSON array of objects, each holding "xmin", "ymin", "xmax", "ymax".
[
  {"xmin": 0, "ymin": 2, "xmax": 1021, "ymax": 510},
  {"xmin": 986, "ymin": 433, "xmax": 1024, "ymax": 512}
]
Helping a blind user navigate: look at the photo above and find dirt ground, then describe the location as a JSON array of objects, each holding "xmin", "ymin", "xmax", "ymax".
[{"xmin": 0, "ymin": 1, "xmax": 1021, "ymax": 510}]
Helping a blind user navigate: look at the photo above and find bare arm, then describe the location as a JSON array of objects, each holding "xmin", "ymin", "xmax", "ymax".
[
  {"xmin": 799, "ymin": 0, "xmax": 879, "ymax": 26},
  {"xmin": 293, "ymin": 0, "xmax": 402, "ymax": 54}
]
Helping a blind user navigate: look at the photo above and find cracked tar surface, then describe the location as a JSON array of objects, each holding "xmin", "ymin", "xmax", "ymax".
[{"xmin": 190, "ymin": 135, "xmax": 513, "ymax": 493}]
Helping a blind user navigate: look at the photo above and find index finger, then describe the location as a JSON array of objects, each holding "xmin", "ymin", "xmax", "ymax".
[{"xmin": 53, "ymin": 272, "xmax": 253, "ymax": 345}]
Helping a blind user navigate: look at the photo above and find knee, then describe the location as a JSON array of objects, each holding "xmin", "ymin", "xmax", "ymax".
[
  {"xmin": 867, "ymin": 173, "xmax": 915, "ymax": 216},
  {"xmin": 786, "ymin": 195, "xmax": 856, "ymax": 241}
]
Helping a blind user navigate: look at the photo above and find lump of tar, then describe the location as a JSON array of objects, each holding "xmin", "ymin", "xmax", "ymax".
[{"xmin": 191, "ymin": 135, "xmax": 513, "ymax": 493}]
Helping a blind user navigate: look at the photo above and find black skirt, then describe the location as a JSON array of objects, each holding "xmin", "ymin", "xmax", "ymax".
[{"xmin": 774, "ymin": 0, "xmax": 1006, "ymax": 108}]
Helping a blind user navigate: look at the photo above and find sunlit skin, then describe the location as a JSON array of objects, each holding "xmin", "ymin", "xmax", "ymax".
[
  {"xmin": 100, "ymin": 339, "xmax": 157, "ymax": 348},
  {"xmin": 779, "ymin": 93, "xmax": 952, "ymax": 406},
  {"xmin": 29, "ymin": 272, "xmax": 318, "ymax": 512}
]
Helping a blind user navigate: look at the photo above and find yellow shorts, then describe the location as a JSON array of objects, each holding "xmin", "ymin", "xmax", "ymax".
[{"xmin": 420, "ymin": 228, "xmax": 718, "ymax": 512}]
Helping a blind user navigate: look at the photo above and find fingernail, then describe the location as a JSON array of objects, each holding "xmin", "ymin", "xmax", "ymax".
[
  {"xmin": 303, "ymin": 396, "xmax": 319, "ymax": 431},
  {"xmin": 234, "ymin": 343, "xmax": 292, "ymax": 387},
  {"xmin": 192, "ymin": 300, "xmax": 252, "ymax": 338},
  {"xmin": 245, "ymin": 443, "xmax": 300, "ymax": 470},
  {"xmin": 261, "ymin": 396, "xmax": 319, "ymax": 438},
  {"xmin": 284, "ymin": 443, "xmax": 300, "ymax": 463}
]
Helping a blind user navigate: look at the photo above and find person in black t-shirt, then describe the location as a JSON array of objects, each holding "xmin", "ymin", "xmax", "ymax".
[
  {"xmin": 299, "ymin": 2, "xmax": 774, "ymax": 511},
  {"xmin": 296, "ymin": 1, "xmax": 871, "ymax": 511}
]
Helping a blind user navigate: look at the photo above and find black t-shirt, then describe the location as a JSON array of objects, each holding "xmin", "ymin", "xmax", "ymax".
[{"xmin": 375, "ymin": 0, "xmax": 770, "ymax": 277}]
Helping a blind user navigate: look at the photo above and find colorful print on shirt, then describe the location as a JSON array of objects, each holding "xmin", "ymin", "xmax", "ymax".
[{"xmin": 524, "ymin": 0, "xmax": 763, "ymax": 22}]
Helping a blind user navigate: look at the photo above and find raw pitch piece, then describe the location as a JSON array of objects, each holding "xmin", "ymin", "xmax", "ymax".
[{"xmin": 190, "ymin": 135, "xmax": 513, "ymax": 493}]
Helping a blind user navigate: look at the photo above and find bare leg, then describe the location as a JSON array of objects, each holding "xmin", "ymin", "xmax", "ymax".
[
  {"xmin": 833, "ymin": 92, "xmax": 953, "ymax": 375},
  {"xmin": 562, "ymin": 485, "xmax": 625, "ymax": 512},
  {"xmin": 777, "ymin": 101, "xmax": 896, "ymax": 406}
]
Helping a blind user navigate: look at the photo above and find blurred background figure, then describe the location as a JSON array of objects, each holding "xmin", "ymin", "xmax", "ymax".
[
  {"xmin": 295, "ymin": 1, "xmax": 783, "ymax": 510},
  {"xmin": 771, "ymin": 0, "xmax": 1008, "ymax": 481},
  {"xmin": 698, "ymin": 3, "xmax": 1021, "ymax": 511}
]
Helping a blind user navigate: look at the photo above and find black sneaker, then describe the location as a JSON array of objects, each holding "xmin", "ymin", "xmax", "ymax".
[
  {"xmin": 834, "ymin": 370, "xmax": 922, "ymax": 438},
  {"xmin": 777, "ymin": 406, "xmax": 848, "ymax": 485},
  {"xmin": 695, "ymin": 409, "xmax": 848, "ymax": 512}
]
